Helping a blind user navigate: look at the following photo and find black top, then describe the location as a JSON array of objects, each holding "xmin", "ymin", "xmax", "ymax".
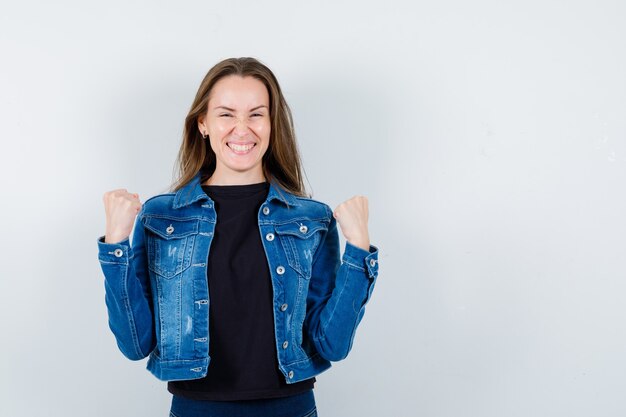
[{"xmin": 167, "ymin": 181, "xmax": 315, "ymax": 400}]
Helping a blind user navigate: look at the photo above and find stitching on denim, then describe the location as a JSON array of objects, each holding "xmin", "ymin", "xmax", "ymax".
[
  {"xmin": 275, "ymin": 222, "xmax": 327, "ymax": 237},
  {"xmin": 341, "ymin": 259, "xmax": 366, "ymax": 272},
  {"xmin": 285, "ymin": 235, "xmax": 302, "ymax": 274},
  {"xmin": 294, "ymin": 194, "xmax": 332, "ymax": 210},
  {"xmin": 309, "ymin": 203, "xmax": 332, "ymax": 271},
  {"xmin": 319, "ymin": 265, "xmax": 348, "ymax": 342},
  {"xmin": 98, "ymin": 259, "xmax": 127, "ymax": 265},
  {"xmin": 262, "ymin": 216, "xmax": 329, "ymax": 226},
  {"xmin": 144, "ymin": 214, "xmax": 203, "ymax": 221},
  {"xmin": 155, "ymin": 269, "xmax": 166, "ymax": 355},
  {"xmin": 346, "ymin": 304, "xmax": 366, "ymax": 355},
  {"xmin": 121, "ymin": 256, "xmax": 145, "ymax": 359},
  {"xmin": 175, "ymin": 274, "xmax": 182, "ymax": 358},
  {"xmin": 283, "ymin": 349, "xmax": 321, "ymax": 366}
]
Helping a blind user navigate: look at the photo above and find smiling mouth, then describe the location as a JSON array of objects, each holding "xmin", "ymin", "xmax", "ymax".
[{"xmin": 227, "ymin": 142, "xmax": 256, "ymax": 154}]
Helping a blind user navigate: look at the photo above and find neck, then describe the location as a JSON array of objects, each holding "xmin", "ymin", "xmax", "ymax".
[{"xmin": 203, "ymin": 170, "xmax": 267, "ymax": 186}]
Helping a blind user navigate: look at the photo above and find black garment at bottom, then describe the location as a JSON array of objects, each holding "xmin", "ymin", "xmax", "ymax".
[{"xmin": 169, "ymin": 389, "xmax": 317, "ymax": 417}]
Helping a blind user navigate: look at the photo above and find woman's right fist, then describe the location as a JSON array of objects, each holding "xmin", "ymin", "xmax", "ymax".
[{"xmin": 102, "ymin": 189, "xmax": 142, "ymax": 244}]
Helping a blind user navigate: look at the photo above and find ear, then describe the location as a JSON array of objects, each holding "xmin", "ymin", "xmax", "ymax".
[{"xmin": 197, "ymin": 115, "xmax": 204, "ymax": 132}]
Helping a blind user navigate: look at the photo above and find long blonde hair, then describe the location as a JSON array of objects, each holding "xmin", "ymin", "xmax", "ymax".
[{"xmin": 169, "ymin": 57, "xmax": 309, "ymax": 197}]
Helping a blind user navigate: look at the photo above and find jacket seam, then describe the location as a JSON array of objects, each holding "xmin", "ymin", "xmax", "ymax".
[
  {"xmin": 346, "ymin": 304, "xmax": 366, "ymax": 355},
  {"xmin": 341, "ymin": 260, "xmax": 366, "ymax": 272},
  {"xmin": 99, "ymin": 259, "xmax": 126, "ymax": 265},
  {"xmin": 312, "ymin": 204, "xmax": 336, "ymax": 342},
  {"xmin": 319, "ymin": 266, "xmax": 347, "ymax": 341},
  {"xmin": 310, "ymin": 205, "xmax": 332, "ymax": 270},
  {"xmin": 283, "ymin": 350, "xmax": 322, "ymax": 366},
  {"xmin": 122, "ymin": 251, "xmax": 146, "ymax": 359}
]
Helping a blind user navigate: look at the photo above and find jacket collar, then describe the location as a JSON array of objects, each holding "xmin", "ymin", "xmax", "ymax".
[{"xmin": 172, "ymin": 171, "xmax": 301, "ymax": 209}]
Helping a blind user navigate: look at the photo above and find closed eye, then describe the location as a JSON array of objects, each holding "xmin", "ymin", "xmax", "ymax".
[{"xmin": 219, "ymin": 113, "xmax": 264, "ymax": 117}]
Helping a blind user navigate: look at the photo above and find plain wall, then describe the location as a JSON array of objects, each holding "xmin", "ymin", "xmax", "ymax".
[{"xmin": 1, "ymin": 1, "xmax": 625, "ymax": 416}]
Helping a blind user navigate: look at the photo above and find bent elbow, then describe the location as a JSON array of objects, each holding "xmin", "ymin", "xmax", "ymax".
[
  {"xmin": 323, "ymin": 349, "xmax": 350, "ymax": 362},
  {"xmin": 117, "ymin": 341, "xmax": 149, "ymax": 361},
  {"xmin": 111, "ymin": 330, "xmax": 155, "ymax": 361},
  {"xmin": 313, "ymin": 336, "xmax": 351, "ymax": 362}
]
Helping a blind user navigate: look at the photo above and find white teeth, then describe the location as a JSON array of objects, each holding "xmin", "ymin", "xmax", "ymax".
[{"xmin": 228, "ymin": 143, "xmax": 254, "ymax": 152}]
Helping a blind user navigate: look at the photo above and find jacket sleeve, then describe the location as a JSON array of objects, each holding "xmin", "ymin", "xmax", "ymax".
[
  {"xmin": 96, "ymin": 205, "xmax": 156, "ymax": 360},
  {"xmin": 304, "ymin": 211, "xmax": 379, "ymax": 362}
]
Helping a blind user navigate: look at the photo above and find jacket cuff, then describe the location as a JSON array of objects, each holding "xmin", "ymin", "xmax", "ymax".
[
  {"xmin": 342, "ymin": 241, "xmax": 379, "ymax": 279},
  {"xmin": 97, "ymin": 235, "xmax": 131, "ymax": 264}
]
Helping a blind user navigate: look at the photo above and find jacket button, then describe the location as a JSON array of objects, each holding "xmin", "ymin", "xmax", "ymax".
[
  {"xmin": 276, "ymin": 266, "xmax": 285, "ymax": 275},
  {"xmin": 282, "ymin": 340, "xmax": 289, "ymax": 349},
  {"xmin": 266, "ymin": 233, "xmax": 275, "ymax": 241},
  {"xmin": 369, "ymin": 259, "xmax": 377, "ymax": 267},
  {"xmin": 280, "ymin": 303, "xmax": 288, "ymax": 311},
  {"xmin": 166, "ymin": 225, "xmax": 174, "ymax": 234},
  {"xmin": 262, "ymin": 206, "xmax": 270, "ymax": 215},
  {"xmin": 288, "ymin": 370, "xmax": 294, "ymax": 379},
  {"xmin": 114, "ymin": 248, "xmax": 123, "ymax": 257},
  {"xmin": 299, "ymin": 224, "xmax": 308, "ymax": 233}
]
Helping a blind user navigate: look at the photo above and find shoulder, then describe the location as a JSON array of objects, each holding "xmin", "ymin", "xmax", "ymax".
[
  {"xmin": 291, "ymin": 194, "xmax": 333, "ymax": 222},
  {"xmin": 140, "ymin": 193, "xmax": 177, "ymax": 216}
]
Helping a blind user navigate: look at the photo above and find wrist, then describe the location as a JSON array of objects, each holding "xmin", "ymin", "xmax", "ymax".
[
  {"xmin": 347, "ymin": 239, "xmax": 370, "ymax": 251},
  {"xmin": 104, "ymin": 233, "xmax": 129, "ymax": 244}
]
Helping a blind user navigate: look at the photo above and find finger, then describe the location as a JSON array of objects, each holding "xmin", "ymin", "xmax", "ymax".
[{"xmin": 110, "ymin": 188, "xmax": 128, "ymax": 194}]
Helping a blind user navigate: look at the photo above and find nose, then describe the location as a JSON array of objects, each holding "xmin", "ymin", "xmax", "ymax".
[{"xmin": 233, "ymin": 116, "xmax": 250, "ymax": 135}]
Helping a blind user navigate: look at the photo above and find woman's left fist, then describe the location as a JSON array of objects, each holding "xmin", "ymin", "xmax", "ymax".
[{"xmin": 333, "ymin": 196, "xmax": 370, "ymax": 251}]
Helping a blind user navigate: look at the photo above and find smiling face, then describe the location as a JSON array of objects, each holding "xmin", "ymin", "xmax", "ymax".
[{"xmin": 198, "ymin": 75, "xmax": 271, "ymax": 185}]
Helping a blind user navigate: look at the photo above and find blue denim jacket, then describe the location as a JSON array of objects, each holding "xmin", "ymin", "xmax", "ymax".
[{"xmin": 96, "ymin": 172, "xmax": 379, "ymax": 383}]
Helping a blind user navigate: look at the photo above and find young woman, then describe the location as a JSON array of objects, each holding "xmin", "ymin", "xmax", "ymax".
[{"xmin": 97, "ymin": 57, "xmax": 380, "ymax": 417}]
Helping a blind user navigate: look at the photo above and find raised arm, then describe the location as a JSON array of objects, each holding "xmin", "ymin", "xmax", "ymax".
[
  {"xmin": 304, "ymin": 209, "xmax": 379, "ymax": 362},
  {"xmin": 97, "ymin": 191, "xmax": 155, "ymax": 360}
]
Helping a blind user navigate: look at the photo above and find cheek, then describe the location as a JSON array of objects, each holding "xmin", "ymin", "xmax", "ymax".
[
  {"xmin": 254, "ymin": 120, "xmax": 271, "ymax": 138},
  {"xmin": 214, "ymin": 124, "xmax": 228, "ymax": 134},
  {"xmin": 208, "ymin": 139, "xmax": 219, "ymax": 153}
]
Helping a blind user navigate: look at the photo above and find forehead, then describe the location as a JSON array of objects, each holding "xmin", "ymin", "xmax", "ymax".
[{"xmin": 208, "ymin": 75, "xmax": 269, "ymax": 107}]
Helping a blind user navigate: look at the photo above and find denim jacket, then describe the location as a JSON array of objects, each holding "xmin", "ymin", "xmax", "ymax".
[{"xmin": 96, "ymin": 172, "xmax": 379, "ymax": 383}]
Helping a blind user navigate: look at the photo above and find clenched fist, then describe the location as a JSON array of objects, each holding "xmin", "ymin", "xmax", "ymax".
[
  {"xmin": 333, "ymin": 196, "xmax": 370, "ymax": 251},
  {"xmin": 102, "ymin": 189, "xmax": 142, "ymax": 244}
]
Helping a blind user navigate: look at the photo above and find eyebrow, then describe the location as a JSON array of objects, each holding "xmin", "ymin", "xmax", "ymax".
[{"xmin": 214, "ymin": 105, "xmax": 268, "ymax": 111}]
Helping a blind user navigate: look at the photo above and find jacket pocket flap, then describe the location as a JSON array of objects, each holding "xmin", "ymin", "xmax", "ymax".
[
  {"xmin": 144, "ymin": 216, "xmax": 199, "ymax": 239},
  {"xmin": 275, "ymin": 220, "xmax": 326, "ymax": 239}
]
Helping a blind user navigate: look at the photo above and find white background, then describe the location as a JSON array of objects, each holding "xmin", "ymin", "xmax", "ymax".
[{"xmin": 1, "ymin": 1, "xmax": 625, "ymax": 416}]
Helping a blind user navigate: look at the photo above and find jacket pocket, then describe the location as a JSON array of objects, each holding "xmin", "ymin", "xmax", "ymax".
[
  {"xmin": 144, "ymin": 215, "xmax": 199, "ymax": 279},
  {"xmin": 274, "ymin": 220, "xmax": 326, "ymax": 278}
]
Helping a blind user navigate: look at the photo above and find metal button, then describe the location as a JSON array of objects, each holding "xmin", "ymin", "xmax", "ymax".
[
  {"xmin": 280, "ymin": 303, "xmax": 288, "ymax": 311},
  {"xmin": 166, "ymin": 224, "xmax": 174, "ymax": 235},
  {"xmin": 266, "ymin": 233, "xmax": 275, "ymax": 241},
  {"xmin": 113, "ymin": 248, "xmax": 123, "ymax": 257},
  {"xmin": 276, "ymin": 266, "xmax": 285, "ymax": 275},
  {"xmin": 262, "ymin": 206, "xmax": 270, "ymax": 215},
  {"xmin": 282, "ymin": 340, "xmax": 289, "ymax": 349},
  {"xmin": 288, "ymin": 370, "xmax": 294, "ymax": 379},
  {"xmin": 299, "ymin": 224, "xmax": 308, "ymax": 233},
  {"xmin": 369, "ymin": 259, "xmax": 377, "ymax": 267}
]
